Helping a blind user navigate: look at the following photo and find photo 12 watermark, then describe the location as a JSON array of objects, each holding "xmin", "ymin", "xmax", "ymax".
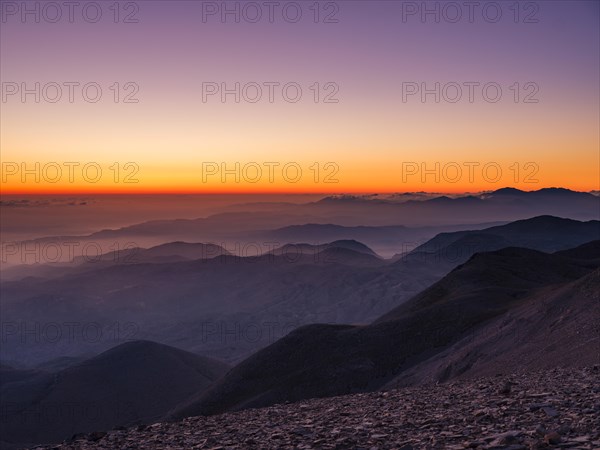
[
  {"xmin": 401, "ymin": 82, "xmax": 540, "ymax": 104},
  {"xmin": 201, "ymin": 161, "xmax": 340, "ymax": 184},
  {"xmin": 1, "ymin": 162, "xmax": 140, "ymax": 185},
  {"xmin": 1, "ymin": 82, "xmax": 140, "ymax": 104},
  {"xmin": 201, "ymin": 82, "xmax": 339, "ymax": 104},
  {"xmin": 0, "ymin": 240, "xmax": 141, "ymax": 265},
  {"xmin": 200, "ymin": 1, "xmax": 340, "ymax": 24},
  {"xmin": 0, "ymin": 1, "xmax": 140, "ymax": 24},
  {"xmin": 194, "ymin": 320, "xmax": 300, "ymax": 345},
  {"xmin": 0, "ymin": 321, "xmax": 140, "ymax": 345},
  {"xmin": 401, "ymin": 162, "xmax": 540, "ymax": 184},
  {"xmin": 0, "ymin": 239, "xmax": 358, "ymax": 267},
  {"xmin": 399, "ymin": 1, "xmax": 540, "ymax": 24}
]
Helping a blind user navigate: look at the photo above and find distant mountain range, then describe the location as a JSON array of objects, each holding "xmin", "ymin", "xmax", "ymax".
[
  {"xmin": 1, "ymin": 242, "xmax": 232, "ymax": 282},
  {"xmin": 1, "ymin": 219, "xmax": 598, "ymax": 448},
  {"xmin": 2, "ymin": 188, "xmax": 597, "ymax": 265},
  {"xmin": 1, "ymin": 216, "xmax": 598, "ymax": 367},
  {"xmin": 73, "ymin": 241, "xmax": 232, "ymax": 264},
  {"xmin": 258, "ymin": 221, "xmax": 508, "ymax": 257},
  {"xmin": 311, "ymin": 188, "xmax": 598, "ymax": 225}
]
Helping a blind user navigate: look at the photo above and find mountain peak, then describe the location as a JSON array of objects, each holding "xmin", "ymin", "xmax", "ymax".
[
  {"xmin": 491, "ymin": 187, "xmax": 526, "ymax": 195},
  {"xmin": 327, "ymin": 240, "xmax": 379, "ymax": 256}
]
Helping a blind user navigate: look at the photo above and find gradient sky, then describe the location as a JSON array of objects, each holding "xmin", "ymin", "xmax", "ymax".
[{"xmin": 1, "ymin": 0, "xmax": 598, "ymax": 193}]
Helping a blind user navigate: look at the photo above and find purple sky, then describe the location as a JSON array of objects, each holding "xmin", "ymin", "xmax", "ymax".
[{"xmin": 1, "ymin": 1, "xmax": 599, "ymax": 193}]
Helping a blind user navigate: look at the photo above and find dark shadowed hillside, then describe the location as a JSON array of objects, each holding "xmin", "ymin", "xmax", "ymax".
[
  {"xmin": 0, "ymin": 341, "xmax": 230, "ymax": 448},
  {"xmin": 386, "ymin": 267, "xmax": 600, "ymax": 388},
  {"xmin": 169, "ymin": 243, "xmax": 599, "ymax": 419},
  {"xmin": 0, "ymin": 365, "xmax": 42, "ymax": 387},
  {"xmin": 401, "ymin": 215, "xmax": 600, "ymax": 268},
  {"xmin": 269, "ymin": 240, "xmax": 380, "ymax": 258}
]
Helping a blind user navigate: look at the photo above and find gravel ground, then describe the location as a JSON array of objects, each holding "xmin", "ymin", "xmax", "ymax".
[{"xmin": 31, "ymin": 366, "xmax": 600, "ymax": 450}]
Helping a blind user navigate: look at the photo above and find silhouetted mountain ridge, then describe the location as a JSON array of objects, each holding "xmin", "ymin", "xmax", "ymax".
[
  {"xmin": 401, "ymin": 215, "xmax": 599, "ymax": 268},
  {"xmin": 169, "ymin": 242, "xmax": 599, "ymax": 419},
  {"xmin": 0, "ymin": 341, "xmax": 230, "ymax": 448}
]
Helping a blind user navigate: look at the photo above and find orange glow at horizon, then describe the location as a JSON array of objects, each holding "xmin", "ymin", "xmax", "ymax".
[
  {"xmin": 2, "ymin": 1, "xmax": 599, "ymax": 199},
  {"xmin": 1, "ymin": 157, "xmax": 598, "ymax": 195}
]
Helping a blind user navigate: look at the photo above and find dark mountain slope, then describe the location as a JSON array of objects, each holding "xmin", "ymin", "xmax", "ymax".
[
  {"xmin": 404, "ymin": 216, "xmax": 599, "ymax": 263},
  {"xmin": 268, "ymin": 240, "xmax": 380, "ymax": 259},
  {"xmin": 0, "ymin": 341, "xmax": 230, "ymax": 448},
  {"xmin": 169, "ymin": 245, "xmax": 598, "ymax": 419},
  {"xmin": 399, "ymin": 216, "xmax": 600, "ymax": 274},
  {"xmin": 386, "ymin": 267, "xmax": 600, "ymax": 387},
  {"xmin": 554, "ymin": 239, "xmax": 600, "ymax": 265},
  {"xmin": 0, "ymin": 365, "xmax": 42, "ymax": 387},
  {"xmin": 378, "ymin": 246, "xmax": 592, "ymax": 322}
]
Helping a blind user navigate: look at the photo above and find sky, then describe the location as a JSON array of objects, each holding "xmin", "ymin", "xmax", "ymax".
[{"xmin": 1, "ymin": 0, "xmax": 599, "ymax": 194}]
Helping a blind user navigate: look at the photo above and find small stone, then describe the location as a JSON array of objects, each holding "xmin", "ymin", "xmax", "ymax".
[
  {"xmin": 292, "ymin": 427, "xmax": 313, "ymax": 436},
  {"xmin": 529, "ymin": 403, "xmax": 551, "ymax": 411},
  {"xmin": 499, "ymin": 381, "xmax": 512, "ymax": 395},
  {"xmin": 544, "ymin": 431, "xmax": 561, "ymax": 445},
  {"xmin": 542, "ymin": 406, "xmax": 558, "ymax": 417},
  {"xmin": 371, "ymin": 434, "xmax": 389, "ymax": 439},
  {"xmin": 489, "ymin": 430, "xmax": 522, "ymax": 446},
  {"xmin": 87, "ymin": 431, "xmax": 107, "ymax": 442},
  {"xmin": 69, "ymin": 432, "xmax": 86, "ymax": 442}
]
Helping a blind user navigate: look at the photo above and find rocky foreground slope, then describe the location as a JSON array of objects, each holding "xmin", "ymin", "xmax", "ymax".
[{"xmin": 32, "ymin": 367, "xmax": 599, "ymax": 450}]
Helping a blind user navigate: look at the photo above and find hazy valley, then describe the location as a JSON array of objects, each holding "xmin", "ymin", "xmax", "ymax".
[{"xmin": 1, "ymin": 189, "xmax": 599, "ymax": 449}]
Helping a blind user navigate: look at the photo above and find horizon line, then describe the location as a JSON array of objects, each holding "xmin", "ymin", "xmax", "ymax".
[{"xmin": 0, "ymin": 186, "xmax": 596, "ymax": 197}]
